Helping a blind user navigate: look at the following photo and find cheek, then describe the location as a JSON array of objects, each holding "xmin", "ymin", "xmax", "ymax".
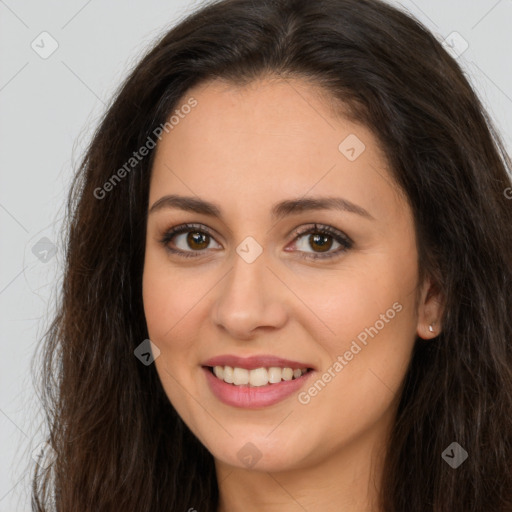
[
  {"xmin": 142, "ymin": 253, "xmax": 204, "ymax": 425},
  {"xmin": 288, "ymin": 254, "xmax": 416, "ymax": 347},
  {"xmin": 142, "ymin": 250, "xmax": 205, "ymax": 347},
  {"xmin": 297, "ymin": 257, "xmax": 418, "ymax": 429},
  {"xmin": 142, "ymin": 271, "xmax": 175, "ymax": 343}
]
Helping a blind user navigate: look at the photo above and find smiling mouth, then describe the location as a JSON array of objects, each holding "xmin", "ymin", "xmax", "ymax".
[{"xmin": 206, "ymin": 365, "xmax": 313, "ymax": 387}]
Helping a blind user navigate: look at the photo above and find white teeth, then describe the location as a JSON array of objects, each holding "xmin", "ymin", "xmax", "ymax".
[
  {"xmin": 211, "ymin": 365, "xmax": 308, "ymax": 386},
  {"xmin": 233, "ymin": 367, "xmax": 249, "ymax": 385},
  {"xmin": 267, "ymin": 367, "xmax": 282, "ymax": 384},
  {"xmin": 223, "ymin": 366, "xmax": 234, "ymax": 384},
  {"xmin": 249, "ymin": 368, "xmax": 269, "ymax": 387},
  {"xmin": 282, "ymin": 368, "xmax": 293, "ymax": 381}
]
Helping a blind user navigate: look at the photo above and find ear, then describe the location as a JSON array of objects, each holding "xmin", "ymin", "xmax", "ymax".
[{"xmin": 416, "ymin": 276, "xmax": 444, "ymax": 339}]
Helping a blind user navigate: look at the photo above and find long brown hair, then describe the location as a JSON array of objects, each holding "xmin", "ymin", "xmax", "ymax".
[{"xmin": 32, "ymin": 0, "xmax": 512, "ymax": 510}]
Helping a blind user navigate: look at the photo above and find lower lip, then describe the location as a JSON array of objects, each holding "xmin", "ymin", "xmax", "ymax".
[{"xmin": 202, "ymin": 367, "xmax": 314, "ymax": 409}]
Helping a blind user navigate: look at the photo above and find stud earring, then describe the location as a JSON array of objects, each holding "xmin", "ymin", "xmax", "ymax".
[{"xmin": 428, "ymin": 324, "xmax": 435, "ymax": 333}]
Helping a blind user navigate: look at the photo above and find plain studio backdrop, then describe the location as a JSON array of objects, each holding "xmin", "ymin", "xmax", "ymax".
[{"xmin": 0, "ymin": 0, "xmax": 511, "ymax": 510}]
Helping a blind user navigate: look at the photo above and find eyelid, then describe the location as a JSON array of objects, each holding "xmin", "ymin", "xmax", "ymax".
[
  {"xmin": 159, "ymin": 223, "xmax": 221, "ymax": 257},
  {"xmin": 159, "ymin": 222, "xmax": 353, "ymax": 260},
  {"xmin": 287, "ymin": 223, "xmax": 353, "ymax": 260}
]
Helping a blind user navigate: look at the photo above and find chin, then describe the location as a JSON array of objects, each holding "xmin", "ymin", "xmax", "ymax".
[{"xmin": 206, "ymin": 432, "xmax": 313, "ymax": 473}]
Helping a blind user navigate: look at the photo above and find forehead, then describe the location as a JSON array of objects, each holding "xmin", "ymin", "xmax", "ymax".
[{"xmin": 149, "ymin": 77, "xmax": 403, "ymax": 221}]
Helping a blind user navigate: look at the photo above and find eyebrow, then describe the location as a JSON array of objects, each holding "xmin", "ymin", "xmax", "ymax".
[{"xmin": 148, "ymin": 194, "xmax": 374, "ymax": 220}]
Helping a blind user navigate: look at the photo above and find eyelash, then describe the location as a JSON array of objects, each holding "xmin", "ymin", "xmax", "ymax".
[{"xmin": 159, "ymin": 223, "xmax": 353, "ymax": 261}]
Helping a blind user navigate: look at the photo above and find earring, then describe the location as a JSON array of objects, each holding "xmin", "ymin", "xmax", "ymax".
[{"xmin": 428, "ymin": 324, "xmax": 435, "ymax": 333}]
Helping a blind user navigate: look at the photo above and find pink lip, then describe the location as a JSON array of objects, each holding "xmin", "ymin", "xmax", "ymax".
[
  {"xmin": 202, "ymin": 366, "xmax": 315, "ymax": 409},
  {"xmin": 202, "ymin": 354, "xmax": 314, "ymax": 370}
]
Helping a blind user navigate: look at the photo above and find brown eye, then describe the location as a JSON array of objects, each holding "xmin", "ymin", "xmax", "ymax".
[
  {"xmin": 160, "ymin": 224, "xmax": 222, "ymax": 257},
  {"xmin": 308, "ymin": 233, "xmax": 333, "ymax": 253},
  {"xmin": 186, "ymin": 231, "xmax": 210, "ymax": 250},
  {"xmin": 291, "ymin": 224, "xmax": 353, "ymax": 260}
]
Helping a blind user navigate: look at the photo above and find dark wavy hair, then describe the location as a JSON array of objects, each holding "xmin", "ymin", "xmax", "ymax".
[{"xmin": 31, "ymin": 0, "xmax": 512, "ymax": 510}]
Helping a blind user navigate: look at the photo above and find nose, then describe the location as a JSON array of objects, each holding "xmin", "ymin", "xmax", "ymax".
[{"xmin": 212, "ymin": 250, "xmax": 288, "ymax": 340}]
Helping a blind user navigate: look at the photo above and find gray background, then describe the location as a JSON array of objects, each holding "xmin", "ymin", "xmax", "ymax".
[{"xmin": 1, "ymin": 0, "xmax": 511, "ymax": 509}]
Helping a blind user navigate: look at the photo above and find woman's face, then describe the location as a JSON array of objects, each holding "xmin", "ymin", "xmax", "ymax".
[{"xmin": 143, "ymin": 77, "xmax": 438, "ymax": 473}]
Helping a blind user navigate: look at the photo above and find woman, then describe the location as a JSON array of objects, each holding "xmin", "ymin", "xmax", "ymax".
[{"xmin": 32, "ymin": 0, "xmax": 512, "ymax": 510}]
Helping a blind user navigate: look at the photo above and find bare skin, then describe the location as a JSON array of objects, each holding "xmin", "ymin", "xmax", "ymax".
[{"xmin": 142, "ymin": 76, "xmax": 442, "ymax": 511}]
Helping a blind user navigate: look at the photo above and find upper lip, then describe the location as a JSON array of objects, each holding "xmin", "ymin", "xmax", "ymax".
[{"xmin": 202, "ymin": 355, "xmax": 314, "ymax": 370}]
